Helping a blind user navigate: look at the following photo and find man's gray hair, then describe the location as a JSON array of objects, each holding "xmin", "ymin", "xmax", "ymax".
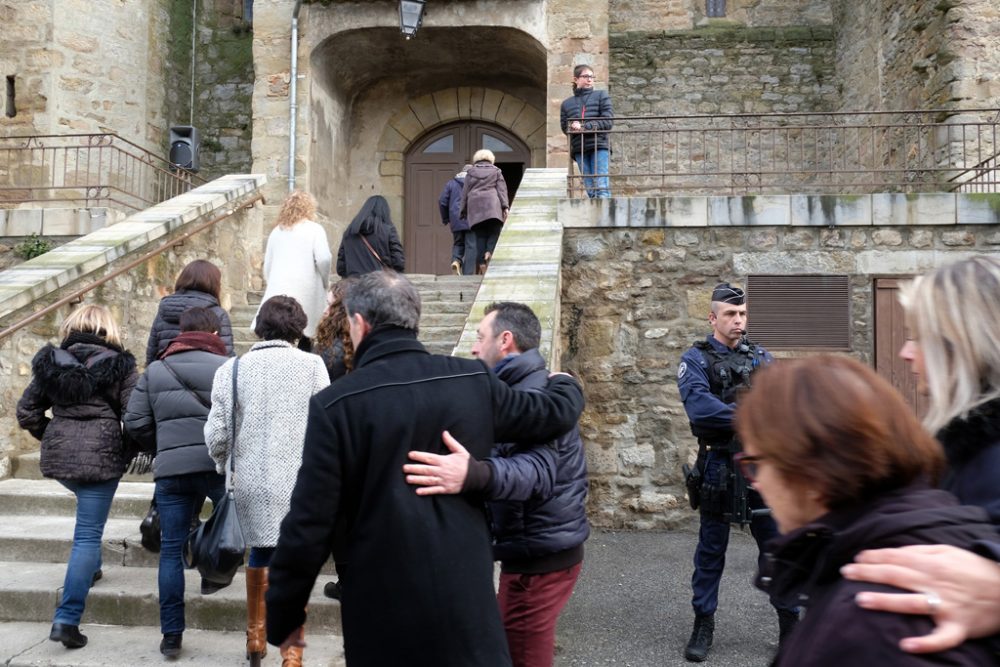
[{"xmin": 344, "ymin": 270, "xmax": 421, "ymax": 332}]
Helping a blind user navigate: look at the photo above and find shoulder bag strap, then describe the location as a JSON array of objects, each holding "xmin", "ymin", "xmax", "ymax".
[
  {"xmin": 361, "ymin": 235, "xmax": 387, "ymax": 267},
  {"xmin": 229, "ymin": 358, "xmax": 239, "ymax": 482},
  {"xmin": 160, "ymin": 359, "xmax": 212, "ymax": 410}
]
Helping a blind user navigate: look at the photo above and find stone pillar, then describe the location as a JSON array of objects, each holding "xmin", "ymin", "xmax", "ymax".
[{"xmin": 546, "ymin": 0, "xmax": 609, "ymax": 167}]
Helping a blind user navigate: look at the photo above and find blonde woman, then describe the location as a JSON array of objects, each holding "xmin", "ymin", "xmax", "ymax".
[
  {"xmin": 899, "ymin": 255, "xmax": 1000, "ymax": 526},
  {"xmin": 16, "ymin": 304, "xmax": 139, "ymax": 649},
  {"xmin": 461, "ymin": 149, "xmax": 509, "ymax": 273},
  {"xmin": 254, "ymin": 190, "xmax": 332, "ymax": 351}
]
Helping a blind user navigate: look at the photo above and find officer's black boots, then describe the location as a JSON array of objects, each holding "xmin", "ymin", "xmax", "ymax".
[
  {"xmin": 777, "ymin": 609, "xmax": 800, "ymax": 649},
  {"xmin": 684, "ymin": 613, "xmax": 715, "ymax": 662}
]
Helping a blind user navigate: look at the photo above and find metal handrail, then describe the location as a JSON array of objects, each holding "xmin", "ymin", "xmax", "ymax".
[
  {"xmin": 0, "ymin": 192, "xmax": 264, "ymax": 343},
  {"xmin": 0, "ymin": 133, "xmax": 206, "ymax": 212},
  {"xmin": 565, "ymin": 108, "xmax": 1000, "ymax": 197}
]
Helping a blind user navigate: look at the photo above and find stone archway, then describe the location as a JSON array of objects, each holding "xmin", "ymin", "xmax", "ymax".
[{"xmin": 375, "ymin": 88, "xmax": 546, "ymax": 274}]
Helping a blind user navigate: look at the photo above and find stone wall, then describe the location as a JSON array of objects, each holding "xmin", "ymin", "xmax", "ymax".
[
  {"xmin": 609, "ymin": 0, "xmax": 832, "ymax": 32},
  {"xmin": 559, "ymin": 223, "xmax": 1000, "ymax": 528},
  {"xmin": 193, "ymin": 0, "xmax": 254, "ymax": 178},
  {"xmin": 833, "ymin": 0, "xmax": 1000, "ymax": 111},
  {"xmin": 610, "ymin": 25, "xmax": 838, "ymax": 116},
  {"xmin": 0, "ymin": 0, "xmax": 170, "ymax": 148}
]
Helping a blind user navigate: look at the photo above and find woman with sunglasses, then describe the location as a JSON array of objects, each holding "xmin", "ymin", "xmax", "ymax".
[
  {"xmin": 734, "ymin": 355, "xmax": 995, "ymax": 666},
  {"xmin": 559, "ymin": 64, "xmax": 613, "ymax": 198}
]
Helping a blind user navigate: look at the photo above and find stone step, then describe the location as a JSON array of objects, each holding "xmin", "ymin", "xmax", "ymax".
[
  {"xmin": 12, "ymin": 452, "xmax": 153, "ymax": 484},
  {"xmin": 0, "ymin": 515, "xmax": 147, "ymax": 567},
  {"xmin": 0, "ymin": 561, "xmax": 342, "ymax": 632},
  {"xmin": 0, "ymin": 479, "xmax": 153, "ymax": 518},
  {"xmin": 0, "ymin": 621, "xmax": 345, "ymax": 666}
]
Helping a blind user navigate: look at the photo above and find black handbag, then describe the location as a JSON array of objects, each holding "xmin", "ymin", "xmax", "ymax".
[
  {"xmin": 140, "ymin": 499, "xmax": 161, "ymax": 552},
  {"xmin": 183, "ymin": 358, "xmax": 246, "ymax": 593}
]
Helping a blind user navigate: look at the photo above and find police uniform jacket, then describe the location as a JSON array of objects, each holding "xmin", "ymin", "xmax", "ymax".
[
  {"xmin": 265, "ymin": 326, "xmax": 585, "ymax": 667},
  {"xmin": 760, "ymin": 485, "xmax": 996, "ymax": 666},
  {"xmin": 677, "ymin": 335, "xmax": 772, "ymax": 440}
]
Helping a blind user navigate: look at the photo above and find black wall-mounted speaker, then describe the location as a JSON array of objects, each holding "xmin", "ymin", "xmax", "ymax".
[{"xmin": 169, "ymin": 125, "xmax": 200, "ymax": 172}]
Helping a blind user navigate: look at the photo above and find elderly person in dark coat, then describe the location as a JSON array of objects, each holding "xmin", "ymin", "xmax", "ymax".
[
  {"xmin": 124, "ymin": 307, "xmax": 229, "ymax": 659},
  {"xmin": 146, "ymin": 260, "xmax": 234, "ymax": 365},
  {"xmin": 265, "ymin": 270, "xmax": 585, "ymax": 667},
  {"xmin": 17, "ymin": 304, "xmax": 139, "ymax": 650},
  {"xmin": 461, "ymin": 149, "xmax": 509, "ymax": 274},
  {"xmin": 734, "ymin": 355, "xmax": 996, "ymax": 666},
  {"xmin": 439, "ymin": 164, "xmax": 474, "ymax": 275}
]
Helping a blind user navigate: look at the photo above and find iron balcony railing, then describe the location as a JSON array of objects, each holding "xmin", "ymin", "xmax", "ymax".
[
  {"xmin": 566, "ymin": 108, "xmax": 1000, "ymax": 198},
  {"xmin": 0, "ymin": 133, "xmax": 205, "ymax": 212}
]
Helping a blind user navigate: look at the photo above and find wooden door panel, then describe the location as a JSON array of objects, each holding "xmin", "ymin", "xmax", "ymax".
[{"xmin": 874, "ymin": 278, "xmax": 928, "ymax": 418}]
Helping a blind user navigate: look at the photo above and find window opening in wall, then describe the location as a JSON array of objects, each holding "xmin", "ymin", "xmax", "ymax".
[
  {"xmin": 746, "ymin": 275, "xmax": 851, "ymax": 350},
  {"xmin": 706, "ymin": 0, "xmax": 726, "ymax": 17},
  {"xmin": 242, "ymin": 0, "xmax": 253, "ymax": 24},
  {"xmin": 5, "ymin": 76, "xmax": 15, "ymax": 118}
]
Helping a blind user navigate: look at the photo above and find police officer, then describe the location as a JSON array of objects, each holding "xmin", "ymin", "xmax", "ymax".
[{"xmin": 676, "ymin": 283, "xmax": 798, "ymax": 662}]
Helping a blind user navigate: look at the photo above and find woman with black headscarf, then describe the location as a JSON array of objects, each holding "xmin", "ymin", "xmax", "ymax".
[{"xmin": 336, "ymin": 195, "xmax": 405, "ymax": 277}]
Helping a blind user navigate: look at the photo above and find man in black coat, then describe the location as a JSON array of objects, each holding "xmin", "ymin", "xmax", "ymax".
[
  {"xmin": 266, "ymin": 271, "xmax": 585, "ymax": 667},
  {"xmin": 404, "ymin": 301, "xmax": 589, "ymax": 667}
]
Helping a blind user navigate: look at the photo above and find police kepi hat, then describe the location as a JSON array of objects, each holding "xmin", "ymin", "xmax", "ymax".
[{"xmin": 712, "ymin": 282, "xmax": 745, "ymax": 305}]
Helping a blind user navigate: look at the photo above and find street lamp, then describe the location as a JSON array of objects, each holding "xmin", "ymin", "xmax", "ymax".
[{"xmin": 399, "ymin": 0, "xmax": 425, "ymax": 39}]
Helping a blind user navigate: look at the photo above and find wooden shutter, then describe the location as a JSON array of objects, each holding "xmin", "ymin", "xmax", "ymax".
[{"xmin": 746, "ymin": 275, "xmax": 851, "ymax": 350}]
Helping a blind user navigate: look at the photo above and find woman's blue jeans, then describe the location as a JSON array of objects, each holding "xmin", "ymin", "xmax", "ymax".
[
  {"xmin": 573, "ymin": 149, "xmax": 611, "ymax": 198},
  {"xmin": 54, "ymin": 478, "xmax": 119, "ymax": 626},
  {"xmin": 155, "ymin": 472, "xmax": 226, "ymax": 635}
]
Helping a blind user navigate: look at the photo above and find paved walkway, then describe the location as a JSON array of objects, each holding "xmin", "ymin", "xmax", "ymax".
[
  {"xmin": 556, "ymin": 527, "xmax": 777, "ymax": 667},
  {"xmin": 0, "ymin": 527, "xmax": 775, "ymax": 666}
]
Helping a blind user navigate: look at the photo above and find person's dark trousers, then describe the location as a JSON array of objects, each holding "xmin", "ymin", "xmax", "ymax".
[
  {"xmin": 54, "ymin": 478, "xmax": 119, "ymax": 626},
  {"xmin": 451, "ymin": 231, "xmax": 466, "ymax": 264},
  {"xmin": 498, "ymin": 562, "xmax": 583, "ymax": 667},
  {"xmin": 691, "ymin": 452, "xmax": 795, "ymax": 615},
  {"xmin": 474, "ymin": 218, "xmax": 504, "ymax": 266},
  {"xmin": 459, "ymin": 230, "xmax": 477, "ymax": 275},
  {"xmin": 155, "ymin": 471, "xmax": 226, "ymax": 635}
]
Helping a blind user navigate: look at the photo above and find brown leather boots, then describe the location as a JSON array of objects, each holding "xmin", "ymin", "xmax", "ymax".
[{"xmin": 245, "ymin": 566, "xmax": 305, "ymax": 667}]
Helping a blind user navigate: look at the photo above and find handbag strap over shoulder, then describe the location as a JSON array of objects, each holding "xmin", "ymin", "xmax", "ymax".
[
  {"xmin": 361, "ymin": 235, "xmax": 387, "ymax": 267},
  {"xmin": 229, "ymin": 358, "xmax": 239, "ymax": 479},
  {"xmin": 161, "ymin": 359, "xmax": 212, "ymax": 410}
]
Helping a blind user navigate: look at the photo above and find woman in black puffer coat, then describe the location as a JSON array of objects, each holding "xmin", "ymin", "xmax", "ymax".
[
  {"xmin": 16, "ymin": 304, "xmax": 139, "ymax": 650},
  {"xmin": 146, "ymin": 260, "xmax": 234, "ymax": 365}
]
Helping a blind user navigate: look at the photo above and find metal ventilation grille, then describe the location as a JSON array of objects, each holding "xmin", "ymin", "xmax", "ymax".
[{"xmin": 746, "ymin": 275, "xmax": 851, "ymax": 350}]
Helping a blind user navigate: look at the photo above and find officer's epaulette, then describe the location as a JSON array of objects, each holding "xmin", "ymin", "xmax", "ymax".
[{"xmin": 693, "ymin": 340, "xmax": 711, "ymax": 350}]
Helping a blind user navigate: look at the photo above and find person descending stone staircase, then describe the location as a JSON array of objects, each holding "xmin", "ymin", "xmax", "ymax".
[{"xmin": 0, "ymin": 274, "xmax": 481, "ymax": 666}]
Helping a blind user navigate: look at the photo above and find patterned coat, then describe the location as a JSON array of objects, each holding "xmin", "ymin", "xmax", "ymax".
[{"xmin": 204, "ymin": 340, "xmax": 329, "ymax": 547}]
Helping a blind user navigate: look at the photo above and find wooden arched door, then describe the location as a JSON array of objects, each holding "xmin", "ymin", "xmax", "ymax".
[{"xmin": 405, "ymin": 121, "xmax": 530, "ymax": 275}]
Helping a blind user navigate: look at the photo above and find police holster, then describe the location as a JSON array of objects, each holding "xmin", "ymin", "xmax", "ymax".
[{"xmin": 683, "ymin": 444, "xmax": 708, "ymax": 510}]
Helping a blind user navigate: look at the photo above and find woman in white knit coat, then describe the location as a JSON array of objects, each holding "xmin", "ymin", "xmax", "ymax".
[
  {"xmin": 253, "ymin": 190, "xmax": 332, "ymax": 350},
  {"xmin": 205, "ymin": 295, "xmax": 329, "ymax": 667}
]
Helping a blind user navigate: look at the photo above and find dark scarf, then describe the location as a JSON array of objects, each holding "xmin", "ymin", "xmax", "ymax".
[
  {"xmin": 160, "ymin": 331, "xmax": 228, "ymax": 359},
  {"xmin": 61, "ymin": 331, "xmax": 123, "ymax": 352},
  {"xmin": 935, "ymin": 397, "xmax": 1000, "ymax": 466}
]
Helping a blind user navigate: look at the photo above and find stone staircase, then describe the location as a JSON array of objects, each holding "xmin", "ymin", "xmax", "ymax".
[
  {"xmin": 0, "ymin": 273, "xmax": 481, "ymax": 666},
  {"xmin": 230, "ymin": 274, "xmax": 483, "ymax": 357}
]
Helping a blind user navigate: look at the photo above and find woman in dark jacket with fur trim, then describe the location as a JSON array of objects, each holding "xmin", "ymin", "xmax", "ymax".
[
  {"xmin": 735, "ymin": 356, "xmax": 995, "ymax": 666},
  {"xmin": 146, "ymin": 259, "xmax": 234, "ymax": 365},
  {"xmin": 16, "ymin": 304, "xmax": 139, "ymax": 650},
  {"xmin": 899, "ymin": 255, "xmax": 1000, "ymax": 527}
]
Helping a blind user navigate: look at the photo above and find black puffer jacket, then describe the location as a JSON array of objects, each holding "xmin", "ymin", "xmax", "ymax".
[
  {"xmin": 761, "ymin": 485, "xmax": 996, "ymax": 666},
  {"xmin": 124, "ymin": 331, "xmax": 229, "ymax": 480},
  {"xmin": 145, "ymin": 290, "xmax": 234, "ymax": 365},
  {"xmin": 486, "ymin": 349, "xmax": 590, "ymax": 571},
  {"xmin": 559, "ymin": 87, "xmax": 614, "ymax": 154},
  {"xmin": 935, "ymin": 397, "xmax": 1000, "ymax": 528},
  {"xmin": 17, "ymin": 334, "xmax": 138, "ymax": 482}
]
